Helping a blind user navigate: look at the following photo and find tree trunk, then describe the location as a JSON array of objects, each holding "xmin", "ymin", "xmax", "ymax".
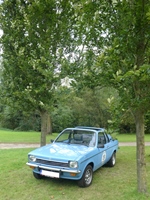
[
  {"xmin": 40, "ymin": 109, "xmax": 48, "ymax": 147},
  {"xmin": 46, "ymin": 113, "xmax": 52, "ymax": 134},
  {"xmin": 134, "ymin": 110, "xmax": 147, "ymax": 193}
]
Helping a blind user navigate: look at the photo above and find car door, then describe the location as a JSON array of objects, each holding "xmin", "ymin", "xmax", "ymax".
[
  {"xmin": 95, "ymin": 132, "xmax": 111, "ymax": 169},
  {"xmin": 102, "ymin": 132, "xmax": 113, "ymax": 163}
]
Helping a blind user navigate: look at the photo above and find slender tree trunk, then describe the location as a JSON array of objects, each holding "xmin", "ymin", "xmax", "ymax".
[
  {"xmin": 46, "ymin": 113, "xmax": 52, "ymax": 134},
  {"xmin": 40, "ymin": 109, "xmax": 48, "ymax": 146},
  {"xmin": 134, "ymin": 110, "xmax": 147, "ymax": 193}
]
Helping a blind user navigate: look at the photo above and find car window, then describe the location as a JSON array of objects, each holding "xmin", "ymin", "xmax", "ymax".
[
  {"xmin": 98, "ymin": 132, "xmax": 106, "ymax": 145},
  {"xmin": 72, "ymin": 131, "xmax": 95, "ymax": 147},
  {"xmin": 105, "ymin": 133, "xmax": 110, "ymax": 143},
  {"xmin": 55, "ymin": 130, "xmax": 72, "ymax": 143},
  {"xmin": 55, "ymin": 129, "xmax": 96, "ymax": 147}
]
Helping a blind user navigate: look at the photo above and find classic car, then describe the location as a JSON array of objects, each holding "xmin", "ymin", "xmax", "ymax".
[{"xmin": 26, "ymin": 126, "xmax": 119, "ymax": 187}]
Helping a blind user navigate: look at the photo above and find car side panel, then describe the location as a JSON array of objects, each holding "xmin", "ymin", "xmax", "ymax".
[
  {"xmin": 103, "ymin": 141, "xmax": 115, "ymax": 162},
  {"xmin": 78, "ymin": 148, "xmax": 106, "ymax": 173}
]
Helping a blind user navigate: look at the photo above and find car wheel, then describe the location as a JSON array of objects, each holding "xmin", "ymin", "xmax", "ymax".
[
  {"xmin": 33, "ymin": 171, "xmax": 43, "ymax": 179},
  {"xmin": 78, "ymin": 165, "xmax": 93, "ymax": 187},
  {"xmin": 107, "ymin": 152, "xmax": 116, "ymax": 167}
]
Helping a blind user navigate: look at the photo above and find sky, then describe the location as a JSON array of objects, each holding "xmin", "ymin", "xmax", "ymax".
[
  {"xmin": 0, "ymin": 0, "xmax": 2, "ymax": 55},
  {"xmin": 0, "ymin": 0, "xmax": 3, "ymax": 38},
  {"xmin": 0, "ymin": 30, "xmax": 3, "ymax": 37}
]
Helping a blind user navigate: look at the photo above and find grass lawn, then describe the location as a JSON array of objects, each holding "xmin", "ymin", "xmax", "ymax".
[
  {"xmin": 112, "ymin": 133, "xmax": 150, "ymax": 142},
  {"xmin": 0, "ymin": 129, "xmax": 150, "ymax": 199},
  {"xmin": 0, "ymin": 129, "xmax": 57, "ymax": 143},
  {"xmin": 0, "ymin": 129, "xmax": 150, "ymax": 144},
  {"xmin": 0, "ymin": 147, "xmax": 150, "ymax": 200}
]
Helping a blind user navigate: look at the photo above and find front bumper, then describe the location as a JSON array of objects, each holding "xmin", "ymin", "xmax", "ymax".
[{"xmin": 26, "ymin": 162, "xmax": 81, "ymax": 174}]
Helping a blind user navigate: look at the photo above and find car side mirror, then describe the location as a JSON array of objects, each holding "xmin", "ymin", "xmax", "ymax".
[{"xmin": 51, "ymin": 139, "xmax": 54, "ymax": 143}]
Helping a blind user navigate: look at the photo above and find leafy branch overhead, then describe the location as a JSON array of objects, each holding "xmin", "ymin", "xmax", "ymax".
[{"xmin": 0, "ymin": 0, "xmax": 77, "ymax": 111}]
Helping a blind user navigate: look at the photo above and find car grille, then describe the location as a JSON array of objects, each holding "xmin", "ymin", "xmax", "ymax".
[{"xmin": 36, "ymin": 158, "xmax": 69, "ymax": 168}]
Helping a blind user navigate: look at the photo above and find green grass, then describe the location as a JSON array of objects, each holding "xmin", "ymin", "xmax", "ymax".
[
  {"xmin": 0, "ymin": 147, "xmax": 150, "ymax": 200},
  {"xmin": 0, "ymin": 130, "xmax": 150, "ymax": 199},
  {"xmin": 0, "ymin": 129, "xmax": 58, "ymax": 143},
  {"xmin": 0, "ymin": 129, "xmax": 150, "ymax": 144},
  {"xmin": 112, "ymin": 133, "xmax": 150, "ymax": 142}
]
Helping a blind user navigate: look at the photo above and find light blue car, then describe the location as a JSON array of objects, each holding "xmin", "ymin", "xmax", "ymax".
[{"xmin": 26, "ymin": 126, "xmax": 119, "ymax": 187}]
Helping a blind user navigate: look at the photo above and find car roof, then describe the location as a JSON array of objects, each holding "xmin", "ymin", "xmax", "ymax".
[{"xmin": 75, "ymin": 126, "xmax": 105, "ymax": 132}]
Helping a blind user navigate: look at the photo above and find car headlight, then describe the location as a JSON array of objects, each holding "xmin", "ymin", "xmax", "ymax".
[
  {"xmin": 69, "ymin": 161, "xmax": 78, "ymax": 168},
  {"xmin": 29, "ymin": 155, "xmax": 36, "ymax": 162}
]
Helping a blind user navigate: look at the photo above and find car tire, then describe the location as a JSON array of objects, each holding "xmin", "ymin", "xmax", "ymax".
[
  {"xmin": 78, "ymin": 165, "xmax": 93, "ymax": 187},
  {"xmin": 107, "ymin": 152, "xmax": 116, "ymax": 167},
  {"xmin": 33, "ymin": 171, "xmax": 43, "ymax": 179}
]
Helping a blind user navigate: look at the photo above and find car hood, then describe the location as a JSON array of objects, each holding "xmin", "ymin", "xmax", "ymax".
[{"xmin": 29, "ymin": 143, "xmax": 93, "ymax": 161}]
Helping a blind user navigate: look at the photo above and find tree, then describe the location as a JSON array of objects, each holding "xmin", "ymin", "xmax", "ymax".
[
  {"xmin": 74, "ymin": 0, "xmax": 150, "ymax": 193},
  {"xmin": 0, "ymin": 0, "xmax": 76, "ymax": 146},
  {"xmin": 98, "ymin": 1, "xmax": 150, "ymax": 193},
  {"xmin": 71, "ymin": 87, "xmax": 114, "ymax": 128}
]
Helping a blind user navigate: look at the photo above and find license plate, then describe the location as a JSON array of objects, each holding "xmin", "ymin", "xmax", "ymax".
[{"xmin": 40, "ymin": 170, "xmax": 60, "ymax": 178}]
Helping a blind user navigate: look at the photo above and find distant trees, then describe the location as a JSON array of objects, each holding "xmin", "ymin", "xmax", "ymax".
[
  {"xmin": 52, "ymin": 86, "xmax": 117, "ymax": 131},
  {"xmin": 0, "ymin": 86, "xmax": 117, "ymax": 132}
]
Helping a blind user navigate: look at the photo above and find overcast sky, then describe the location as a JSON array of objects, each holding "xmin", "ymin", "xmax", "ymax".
[
  {"xmin": 0, "ymin": 30, "xmax": 3, "ymax": 37},
  {"xmin": 0, "ymin": 0, "xmax": 3, "ymax": 36}
]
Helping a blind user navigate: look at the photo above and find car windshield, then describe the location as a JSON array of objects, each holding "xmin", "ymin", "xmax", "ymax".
[{"xmin": 55, "ymin": 129, "xmax": 96, "ymax": 147}]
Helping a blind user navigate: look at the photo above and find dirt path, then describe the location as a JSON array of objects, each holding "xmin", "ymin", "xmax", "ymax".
[
  {"xmin": 0, "ymin": 143, "xmax": 40, "ymax": 149},
  {"xmin": 0, "ymin": 142, "xmax": 150, "ymax": 149}
]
